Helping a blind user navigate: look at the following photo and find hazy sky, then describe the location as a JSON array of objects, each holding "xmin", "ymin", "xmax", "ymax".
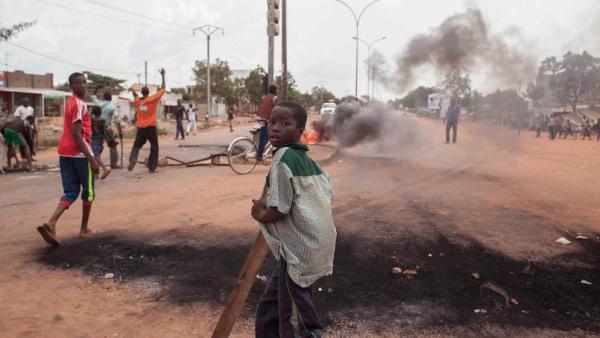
[{"xmin": 2, "ymin": 0, "xmax": 599, "ymax": 99}]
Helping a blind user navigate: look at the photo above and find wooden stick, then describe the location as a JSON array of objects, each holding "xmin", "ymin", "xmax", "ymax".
[{"xmin": 212, "ymin": 231, "xmax": 270, "ymax": 338}]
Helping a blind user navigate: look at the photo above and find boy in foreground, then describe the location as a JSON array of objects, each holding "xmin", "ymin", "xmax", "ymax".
[
  {"xmin": 36, "ymin": 72, "xmax": 100, "ymax": 247},
  {"xmin": 251, "ymin": 101, "xmax": 336, "ymax": 338}
]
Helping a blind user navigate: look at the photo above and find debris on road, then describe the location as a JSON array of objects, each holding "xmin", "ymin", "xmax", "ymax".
[
  {"xmin": 581, "ymin": 280, "xmax": 593, "ymax": 285},
  {"xmin": 576, "ymin": 234, "xmax": 588, "ymax": 240},
  {"xmin": 104, "ymin": 273, "xmax": 114, "ymax": 279},
  {"xmin": 318, "ymin": 287, "xmax": 323, "ymax": 292},
  {"xmin": 402, "ymin": 268, "xmax": 418, "ymax": 279},
  {"xmin": 510, "ymin": 298, "xmax": 520, "ymax": 305},
  {"xmin": 482, "ymin": 281, "xmax": 511, "ymax": 307},
  {"xmin": 521, "ymin": 262, "xmax": 536, "ymax": 276},
  {"xmin": 391, "ymin": 267, "xmax": 403, "ymax": 275},
  {"xmin": 474, "ymin": 309, "xmax": 488, "ymax": 314},
  {"xmin": 256, "ymin": 274, "xmax": 268, "ymax": 282},
  {"xmin": 555, "ymin": 237, "xmax": 571, "ymax": 245},
  {"xmin": 472, "ymin": 272, "xmax": 480, "ymax": 280}
]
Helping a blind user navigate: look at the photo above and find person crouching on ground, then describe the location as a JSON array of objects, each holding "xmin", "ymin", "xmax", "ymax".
[
  {"xmin": 36, "ymin": 72, "xmax": 100, "ymax": 247},
  {"xmin": 251, "ymin": 101, "xmax": 336, "ymax": 338},
  {"xmin": 91, "ymin": 106, "xmax": 111, "ymax": 179}
]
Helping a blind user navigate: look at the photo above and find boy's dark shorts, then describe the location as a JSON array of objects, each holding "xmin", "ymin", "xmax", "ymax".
[
  {"xmin": 91, "ymin": 139, "xmax": 103, "ymax": 155},
  {"xmin": 59, "ymin": 157, "xmax": 95, "ymax": 207}
]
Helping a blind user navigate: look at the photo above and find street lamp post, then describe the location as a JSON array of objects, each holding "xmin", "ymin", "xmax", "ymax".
[
  {"xmin": 193, "ymin": 24, "xmax": 224, "ymax": 122},
  {"xmin": 353, "ymin": 36, "xmax": 386, "ymax": 100},
  {"xmin": 332, "ymin": 0, "xmax": 382, "ymax": 98}
]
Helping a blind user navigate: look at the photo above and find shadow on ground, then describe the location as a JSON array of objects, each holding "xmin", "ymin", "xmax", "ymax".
[{"xmin": 34, "ymin": 225, "xmax": 600, "ymax": 332}]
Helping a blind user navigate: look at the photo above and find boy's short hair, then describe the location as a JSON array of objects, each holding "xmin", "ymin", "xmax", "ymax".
[
  {"xmin": 276, "ymin": 101, "xmax": 307, "ymax": 129},
  {"xmin": 103, "ymin": 91, "xmax": 112, "ymax": 101},
  {"xmin": 68, "ymin": 72, "xmax": 85, "ymax": 85},
  {"xmin": 91, "ymin": 106, "xmax": 102, "ymax": 117}
]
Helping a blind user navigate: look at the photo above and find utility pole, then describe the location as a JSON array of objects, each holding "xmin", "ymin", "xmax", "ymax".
[
  {"xmin": 193, "ymin": 25, "xmax": 224, "ymax": 122},
  {"xmin": 144, "ymin": 61, "xmax": 148, "ymax": 87},
  {"xmin": 267, "ymin": 0, "xmax": 280, "ymax": 87},
  {"xmin": 354, "ymin": 36, "xmax": 385, "ymax": 100},
  {"xmin": 281, "ymin": 0, "xmax": 288, "ymax": 100},
  {"xmin": 333, "ymin": 0, "xmax": 382, "ymax": 98},
  {"xmin": 4, "ymin": 52, "xmax": 10, "ymax": 71}
]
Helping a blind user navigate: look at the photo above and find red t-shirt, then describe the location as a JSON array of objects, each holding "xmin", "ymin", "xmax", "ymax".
[{"xmin": 58, "ymin": 95, "xmax": 92, "ymax": 157}]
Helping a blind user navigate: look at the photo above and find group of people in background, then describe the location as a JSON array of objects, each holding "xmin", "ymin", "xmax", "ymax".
[
  {"xmin": 534, "ymin": 113, "xmax": 600, "ymax": 141},
  {"xmin": 0, "ymin": 97, "xmax": 38, "ymax": 169},
  {"xmin": 173, "ymin": 100, "xmax": 201, "ymax": 140}
]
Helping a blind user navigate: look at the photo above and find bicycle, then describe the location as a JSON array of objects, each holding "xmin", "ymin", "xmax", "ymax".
[{"xmin": 227, "ymin": 120, "xmax": 272, "ymax": 175}]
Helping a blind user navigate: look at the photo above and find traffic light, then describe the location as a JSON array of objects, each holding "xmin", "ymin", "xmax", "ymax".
[{"xmin": 267, "ymin": 0, "xmax": 280, "ymax": 36}]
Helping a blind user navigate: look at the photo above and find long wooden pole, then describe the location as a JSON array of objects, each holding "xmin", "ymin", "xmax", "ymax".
[{"xmin": 212, "ymin": 231, "xmax": 270, "ymax": 338}]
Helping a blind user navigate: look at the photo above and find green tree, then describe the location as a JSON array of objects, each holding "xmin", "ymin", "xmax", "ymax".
[
  {"xmin": 481, "ymin": 89, "xmax": 528, "ymax": 119},
  {"xmin": 276, "ymin": 72, "xmax": 305, "ymax": 104},
  {"xmin": 171, "ymin": 87, "xmax": 192, "ymax": 101},
  {"xmin": 192, "ymin": 58, "xmax": 235, "ymax": 105},
  {"xmin": 1, "ymin": 20, "xmax": 36, "ymax": 41},
  {"xmin": 438, "ymin": 68, "xmax": 472, "ymax": 105},
  {"xmin": 546, "ymin": 51, "xmax": 600, "ymax": 113},
  {"xmin": 309, "ymin": 86, "xmax": 336, "ymax": 109},
  {"xmin": 525, "ymin": 82, "xmax": 545, "ymax": 105},
  {"xmin": 232, "ymin": 77, "xmax": 247, "ymax": 106},
  {"xmin": 244, "ymin": 66, "xmax": 266, "ymax": 105},
  {"xmin": 402, "ymin": 86, "xmax": 436, "ymax": 108},
  {"xmin": 55, "ymin": 71, "xmax": 126, "ymax": 92}
]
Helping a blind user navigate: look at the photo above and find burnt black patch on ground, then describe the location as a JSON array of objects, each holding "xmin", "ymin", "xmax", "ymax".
[
  {"xmin": 34, "ymin": 227, "xmax": 600, "ymax": 332},
  {"xmin": 34, "ymin": 234, "xmax": 276, "ymax": 311},
  {"xmin": 315, "ymin": 232, "xmax": 600, "ymax": 332}
]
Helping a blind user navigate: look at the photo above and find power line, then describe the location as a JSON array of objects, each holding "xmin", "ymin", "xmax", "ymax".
[
  {"xmin": 6, "ymin": 41, "xmax": 140, "ymax": 75},
  {"xmin": 34, "ymin": 0, "xmax": 190, "ymax": 36},
  {"xmin": 82, "ymin": 0, "xmax": 195, "ymax": 30}
]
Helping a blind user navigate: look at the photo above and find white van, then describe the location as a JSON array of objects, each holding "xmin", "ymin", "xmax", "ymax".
[{"xmin": 320, "ymin": 102, "xmax": 336, "ymax": 116}]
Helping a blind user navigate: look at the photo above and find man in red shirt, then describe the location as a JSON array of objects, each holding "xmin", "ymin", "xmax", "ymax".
[
  {"xmin": 36, "ymin": 72, "xmax": 100, "ymax": 247},
  {"xmin": 128, "ymin": 68, "xmax": 166, "ymax": 173},
  {"xmin": 257, "ymin": 84, "xmax": 278, "ymax": 161}
]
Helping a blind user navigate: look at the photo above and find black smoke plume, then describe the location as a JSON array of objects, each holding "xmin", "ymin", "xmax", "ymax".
[{"xmin": 391, "ymin": 8, "xmax": 536, "ymax": 92}]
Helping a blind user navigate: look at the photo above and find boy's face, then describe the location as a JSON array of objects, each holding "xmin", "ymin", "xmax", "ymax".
[
  {"xmin": 92, "ymin": 114, "xmax": 101, "ymax": 120},
  {"xmin": 268, "ymin": 106, "xmax": 303, "ymax": 147},
  {"xmin": 70, "ymin": 76, "xmax": 87, "ymax": 97}
]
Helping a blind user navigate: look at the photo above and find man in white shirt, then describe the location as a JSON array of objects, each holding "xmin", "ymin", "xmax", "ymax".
[
  {"xmin": 186, "ymin": 103, "xmax": 197, "ymax": 136},
  {"xmin": 14, "ymin": 98, "xmax": 34, "ymax": 119}
]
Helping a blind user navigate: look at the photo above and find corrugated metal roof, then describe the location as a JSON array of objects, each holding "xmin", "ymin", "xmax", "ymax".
[{"xmin": 0, "ymin": 87, "xmax": 70, "ymax": 98}]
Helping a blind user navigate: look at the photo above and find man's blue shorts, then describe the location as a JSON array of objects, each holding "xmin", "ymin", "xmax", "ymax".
[
  {"xmin": 59, "ymin": 157, "xmax": 94, "ymax": 208},
  {"xmin": 91, "ymin": 139, "xmax": 103, "ymax": 156}
]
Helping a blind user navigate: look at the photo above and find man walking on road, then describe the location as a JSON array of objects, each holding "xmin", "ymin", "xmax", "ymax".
[
  {"xmin": 257, "ymin": 84, "xmax": 277, "ymax": 162},
  {"xmin": 128, "ymin": 68, "xmax": 166, "ymax": 173},
  {"xmin": 92, "ymin": 89, "xmax": 120, "ymax": 168},
  {"xmin": 186, "ymin": 103, "xmax": 197, "ymax": 136},
  {"xmin": 445, "ymin": 102, "xmax": 461, "ymax": 144},
  {"xmin": 174, "ymin": 99, "xmax": 186, "ymax": 140}
]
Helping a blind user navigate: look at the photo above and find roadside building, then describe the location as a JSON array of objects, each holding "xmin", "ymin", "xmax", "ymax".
[{"xmin": 0, "ymin": 70, "xmax": 69, "ymax": 118}]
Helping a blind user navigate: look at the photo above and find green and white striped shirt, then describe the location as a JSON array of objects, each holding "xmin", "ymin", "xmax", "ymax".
[{"xmin": 259, "ymin": 144, "xmax": 337, "ymax": 288}]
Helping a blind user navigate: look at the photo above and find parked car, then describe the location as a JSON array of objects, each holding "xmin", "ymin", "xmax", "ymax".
[{"xmin": 320, "ymin": 102, "xmax": 336, "ymax": 116}]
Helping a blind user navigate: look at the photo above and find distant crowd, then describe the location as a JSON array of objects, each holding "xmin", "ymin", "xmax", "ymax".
[{"xmin": 532, "ymin": 113, "xmax": 600, "ymax": 140}]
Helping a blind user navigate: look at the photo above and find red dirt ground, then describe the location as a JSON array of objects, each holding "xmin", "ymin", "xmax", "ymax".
[{"xmin": 0, "ymin": 114, "xmax": 598, "ymax": 337}]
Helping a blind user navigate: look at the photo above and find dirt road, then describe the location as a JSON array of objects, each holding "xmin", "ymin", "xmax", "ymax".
[{"xmin": 0, "ymin": 115, "xmax": 598, "ymax": 337}]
